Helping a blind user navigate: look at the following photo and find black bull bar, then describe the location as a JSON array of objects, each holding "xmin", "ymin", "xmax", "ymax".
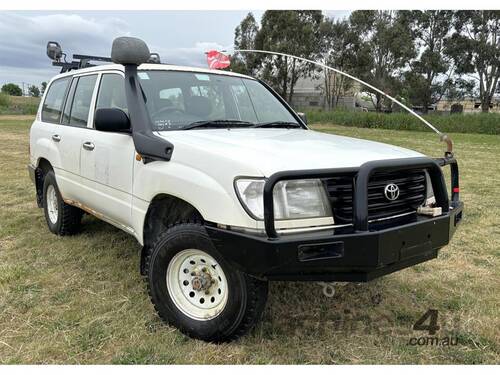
[
  {"xmin": 263, "ymin": 156, "xmax": 458, "ymax": 239},
  {"xmin": 206, "ymin": 156, "xmax": 462, "ymax": 281}
]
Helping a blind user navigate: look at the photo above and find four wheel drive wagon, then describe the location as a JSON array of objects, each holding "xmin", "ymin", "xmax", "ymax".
[{"xmin": 28, "ymin": 37, "xmax": 463, "ymax": 342}]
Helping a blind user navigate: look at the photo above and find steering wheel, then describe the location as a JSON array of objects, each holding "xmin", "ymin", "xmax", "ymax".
[{"xmin": 151, "ymin": 106, "xmax": 185, "ymax": 119}]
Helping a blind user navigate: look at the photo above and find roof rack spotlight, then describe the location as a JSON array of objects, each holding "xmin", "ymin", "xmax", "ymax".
[
  {"xmin": 47, "ymin": 40, "xmax": 114, "ymax": 73},
  {"xmin": 148, "ymin": 53, "xmax": 161, "ymax": 64},
  {"xmin": 47, "ymin": 41, "xmax": 63, "ymax": 62}
]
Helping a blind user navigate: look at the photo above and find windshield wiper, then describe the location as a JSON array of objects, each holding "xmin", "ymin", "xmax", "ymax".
[
  {"xmin": 252, "ymin": 121, "xmax": 302, "ymax": 128},
  {"xmin": 183, "ymin": 120, "xmax": 255, "ymax": 130}
]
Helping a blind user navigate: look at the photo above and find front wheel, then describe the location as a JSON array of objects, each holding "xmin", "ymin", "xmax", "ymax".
[{"xmin": 145, "ymin": 223, "xmax": 268, "ymax": 342}]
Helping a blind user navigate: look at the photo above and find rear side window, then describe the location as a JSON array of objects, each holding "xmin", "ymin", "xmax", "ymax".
[
  {"xmin": 67, "ymin": 75, "xmax": 97, "ymax": 127},
  {"xmin": 41, "ymin": 77, "xmax": 70, "ymax": 123}
]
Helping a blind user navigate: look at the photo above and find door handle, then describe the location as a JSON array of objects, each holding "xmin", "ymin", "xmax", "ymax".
[
  {"xmin": 82, "ymin": 141, "xmax": 95, "ymax": 151},
  {"xmin": 51, "ymin": 134, "xmax": 61, "ymax": 142}
]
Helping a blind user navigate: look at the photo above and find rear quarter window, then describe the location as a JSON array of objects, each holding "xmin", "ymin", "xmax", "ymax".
[{"xmin": 41, "ymin": 77, "xmax": 71, "ymax": 123}]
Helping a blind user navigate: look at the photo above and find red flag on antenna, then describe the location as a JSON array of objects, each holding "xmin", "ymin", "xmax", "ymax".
[{"xmin": 206, "ymin": 50, "xmax": 230, "ymax": 69}]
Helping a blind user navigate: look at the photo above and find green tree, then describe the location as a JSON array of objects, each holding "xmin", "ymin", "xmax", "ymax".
[
  {"xmin": 41, "ymin": 82, "xmax": 48, "ymax": 95},
  {"xmin": 318, "ymin": 17, "xmax": 369, "ymax": 109},
  {"xmin": 1, "ymin": 83, "xmax": 22, "ymax": 96},
  {"xmin": 349, "ymin": 10, "xmax": 416, "ymax": 112},
  {"xmin": 28, "ymin": 85, "xmax": 40, "ymax": 98},
  {"xmin": 445, "ymin": 78, "xmax": 476, "ymax": 101},
  {"xmin": 231, "ymin": 12, "xmax": 260, "ymax": 75},
  {"xmin": 401, "ymin": 11, "xmax": 454, "ymax": 113},
  {"xmin": 447, "ymin": 11, "xmax": 500, "ymax": 112},
  {"xmin": 254, "ymin": 10, "xmax": 323, "ymax": 103}
]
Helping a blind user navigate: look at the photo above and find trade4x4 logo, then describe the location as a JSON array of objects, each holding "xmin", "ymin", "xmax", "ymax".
[{"xmin": 408, "ymin": 309, "xmax": 459, "ymax": 346}]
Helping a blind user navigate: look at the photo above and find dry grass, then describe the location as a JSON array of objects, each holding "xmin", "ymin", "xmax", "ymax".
[{"xmin": 0, "ymin": 117, "xmax": 498, "ymax": 364}]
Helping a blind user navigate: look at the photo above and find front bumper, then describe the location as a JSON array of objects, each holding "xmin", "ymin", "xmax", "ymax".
[
  {"xmin": 206, "ymin": 201, "xmax": 462, "ymax": 281},
  {"xmin": 206, "ymin": 156, "xmax": 463, "ymax": 282}
]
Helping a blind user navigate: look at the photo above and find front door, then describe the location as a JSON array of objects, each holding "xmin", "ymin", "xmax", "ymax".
[{"xmin": 80, "ymin": 72, "xmax": 135, "ymax": 230}]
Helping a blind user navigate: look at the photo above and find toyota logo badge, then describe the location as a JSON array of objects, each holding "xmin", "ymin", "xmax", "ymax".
[{"xmin": 384, "ymin": 183, "xmax": 400, "ymax": 201}]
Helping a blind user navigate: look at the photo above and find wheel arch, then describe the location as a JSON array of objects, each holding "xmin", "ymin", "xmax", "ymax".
[
  {"xmin": 140, "ymin": 193, "xmax": 204, "ymax": 274},
  {"xmin": 34, "ymin": 157, "xmax": 54, "ymax": 207}
]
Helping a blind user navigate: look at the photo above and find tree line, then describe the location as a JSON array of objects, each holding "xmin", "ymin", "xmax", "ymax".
[
  {"xmin": 231, "ymin": 10, "xmax": 500, "ymax": 113},
  {"xmin": 1, "ymin": 82, "xmax": 47, "ymax": 98}
]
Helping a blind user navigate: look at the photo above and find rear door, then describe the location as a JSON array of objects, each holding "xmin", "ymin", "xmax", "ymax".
[
  {"xmin": 33, "ymin": 76, "xmax": 71, "ymax": 173},
  {"xmin": 80, "ymin": 72, "xmax": 135, "ymax": 229},
  {"xmin": 54, "ymin": 73, "xmax": 98, "ymax": 201}
]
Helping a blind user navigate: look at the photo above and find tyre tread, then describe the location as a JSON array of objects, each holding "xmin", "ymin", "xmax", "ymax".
[
  {"xmin": 144, "ymin": 222, "xmax": 268, "ymax": 342},
  {"xmin": 43, "ymin": 171, "xmax": 82, "ymax": 236}
]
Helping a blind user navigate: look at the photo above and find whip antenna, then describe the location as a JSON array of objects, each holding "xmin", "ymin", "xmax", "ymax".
[{"xmin": 233, "ymin": 49, "xmax": 453, "ymax": 157}]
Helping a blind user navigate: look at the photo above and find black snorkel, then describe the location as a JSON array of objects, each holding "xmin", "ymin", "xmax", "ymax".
[{"xmin": 111, "ymin": 37, "xmax": 174, "ymax": 163}]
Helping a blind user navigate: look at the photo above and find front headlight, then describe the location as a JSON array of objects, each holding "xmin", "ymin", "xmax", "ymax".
[{"xmin": 235, "ymin": 178, "xmax": 332, "ymax": 220}]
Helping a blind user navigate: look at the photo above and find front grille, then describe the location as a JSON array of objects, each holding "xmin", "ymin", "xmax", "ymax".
[{"xmin": 324, "ymin": 169, "xmax": 427, "ymax": 224}]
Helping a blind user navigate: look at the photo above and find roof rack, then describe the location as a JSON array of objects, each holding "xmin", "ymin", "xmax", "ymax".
[{"xmin": 47, "ymin": 41, "xmax": 161, "ymax": 73}]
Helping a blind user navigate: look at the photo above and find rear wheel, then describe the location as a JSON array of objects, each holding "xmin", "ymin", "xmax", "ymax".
[
  {"xmin": 146, "ymin": 223, "xmax": 268, "ymax": 342},
  {"xmin": 42, "ymin": 171, "xmax": 82, "ymax": 235}
]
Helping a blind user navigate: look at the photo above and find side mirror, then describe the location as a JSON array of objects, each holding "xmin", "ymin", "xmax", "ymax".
[
  {"xmin": 95, "ymin": 108, "xmax": 131, "ymax": 133},
  {"xmin": 298, "ymin": 112, "xmax": 308, "ymax": 125},
  {"xmin": 111, "ymin": 36, "xmax": 151, "ymax": 66}
]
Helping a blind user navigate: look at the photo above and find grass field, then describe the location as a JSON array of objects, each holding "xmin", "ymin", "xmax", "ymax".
[
  {"xmin": 0, "ymin": 116, "xmax": 498, "ymax": 364},
  {"xmin": 0, "ymin": 95, "xmax": 40, "ymax": 115},
  {"xmin": 305, "ymin": 109, "xmax": 500, "ymax": 135}
]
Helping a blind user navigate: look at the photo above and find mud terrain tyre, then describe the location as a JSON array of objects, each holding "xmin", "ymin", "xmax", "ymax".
[
  {"xmin": 42, "ymin": 170, "xmax": 82, "ymax": 235},
  {"xmin": 145, "ymin": 223, "xmax": 268, "ymax": 342}
]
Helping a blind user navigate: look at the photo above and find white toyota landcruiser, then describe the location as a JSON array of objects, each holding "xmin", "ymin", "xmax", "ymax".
[{"xmin": 28, "ymin": 37, "xmax": 463, "ymax": 342}]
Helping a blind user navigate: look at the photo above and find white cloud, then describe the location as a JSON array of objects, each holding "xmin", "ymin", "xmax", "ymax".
[
  {"xmin": 0, "ymin": 12, "xmax": 232, "ymax": 85},
  {"xmin": 0, "ymin": 13, "xmax": 129, "ymax": 68},
  {"xmin": 0, "ymin": 12, "xmax": 130, "ymax": 85}
]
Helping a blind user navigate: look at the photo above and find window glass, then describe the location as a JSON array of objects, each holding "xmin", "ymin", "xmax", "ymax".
[
  {"xmin": 230, "ymin": 84, "xmax": 258, "ymax": 123},
  {"xmin": 69, "ymin": 75, "xmax": 97, "ymax": 127},
  {"xmin": 242, "ymin": 79, "xmax": 296, "ymax": 123},
  {"xmin": 96, "ymin": 74, "xmax": 127, "ymax": 113},
  {"xmin": 41, "ymin": 77, "xmax": 70, "ymax": 123},
  {"xmin": 138, "ymin": 71, "xmax": 298, "ymax": 131},
  {"xmin": 189, "ymin": 85, "xmax": 226, "ymax": 120},
  {"xmin": 159, "ymin": 88, "xmax": 184, "ymax": 112},
  {"xmin": 61, "ymin": 78, "xmax": 78, "ymax": 124}
]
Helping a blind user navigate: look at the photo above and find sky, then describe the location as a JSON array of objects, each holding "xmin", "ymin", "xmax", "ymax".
[{"xmin": 0, "ymin": 10, "xmax": 351, "ymax": 90}]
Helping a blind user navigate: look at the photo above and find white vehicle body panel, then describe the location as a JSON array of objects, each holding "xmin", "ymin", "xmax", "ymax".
[
  {"xmin": 157, "ymin": 128, "xmax": 424, "ymax": 176},
  {"xmin": 80, "ymin": 131, "xmax": 135, "ymax": 231},
  {"xmin": 30, "ymin": 64, "xmax": 426, "ymax": 246}
]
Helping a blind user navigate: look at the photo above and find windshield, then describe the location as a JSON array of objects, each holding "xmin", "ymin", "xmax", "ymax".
[{"xmin": 137, "ymin": 71, "xmax": 299, "ymax": 131}]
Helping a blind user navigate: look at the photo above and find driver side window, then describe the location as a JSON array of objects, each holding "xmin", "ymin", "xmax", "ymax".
[{"xmin": 95, "ymin": 74, "xmax": 128, "ymax": 121}]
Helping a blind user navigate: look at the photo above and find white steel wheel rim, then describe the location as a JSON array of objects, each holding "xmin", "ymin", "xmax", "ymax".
[
  {"xmin": 166, "ymin": 249, "xmax": 228, "ymax": 321},
  {"xmin": 46, "ymin": 184, "xmax": 59, "ymax": 224}
]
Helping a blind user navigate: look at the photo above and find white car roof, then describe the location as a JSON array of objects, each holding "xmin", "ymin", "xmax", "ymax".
[{"xmin": 50, "ymin": 63, "xmax": 254, "ymax": 81}]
